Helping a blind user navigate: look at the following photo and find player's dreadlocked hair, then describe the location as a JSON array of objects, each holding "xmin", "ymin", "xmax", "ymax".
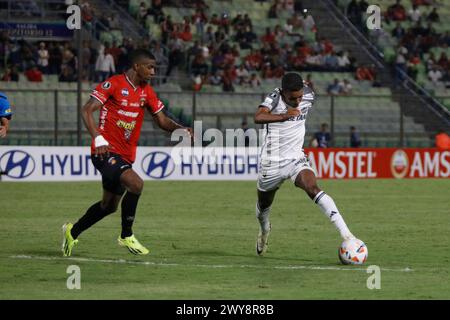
[
  {"xmin": 281, "ymin": 72, "xmax": 304, "ymax": 92},
  {"xmin": 129, "ymin": 49, "xmax": 156, "ymax": 66}
]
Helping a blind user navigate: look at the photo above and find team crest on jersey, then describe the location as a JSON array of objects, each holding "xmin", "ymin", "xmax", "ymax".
[
  {"xmin": 102, "ymin": 81, "xmax": 111, "ymax": 89},
  {"xmin": 121, "ymin": 88, "xmax": 129, "ymax": 96}
]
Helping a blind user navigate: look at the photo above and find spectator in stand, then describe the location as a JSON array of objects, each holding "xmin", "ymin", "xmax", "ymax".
[
  {"xmin": 435, "ymin": 130, "xmax": 450, "ymax": 150},
  {"xmin": 407, "ymin": 52, "xmax": 420, "ymax": 80},
  {"xmin": 426, "ymin": 52, "xmax": 437, "ymax": 71},
  {"xmin": 209, "ymin": 13, "xmax": 221, "ymax": 26},
  {"xmin": 209, "ymin": 70, "xmax": 223, "ymax": 85},
  {"xmin": 220, "ymin": 13, "xmax": 231, "ymax": 35},
  {"xmin": 340, "ymin": 79, "xmax": 353, "ymax": 95},
  {"xmin": 268, "ymin": 2, "xmax": 278, "ymax": 19},
  {"xmin": 301, "ymin": 9, "xmax": 316, "ymax": 34},
  {"xmin": 236, "ymin": 64, "xmax": 250, "ymax": 84},
  {"xmin": 190, "ymin": 53, "xmax": 209, "ymax": 76},
  {"xmin": 408, "ymin": 4, "xmax": 421, "ymax": 23},
  {"xmin": 427, "ymin": 7, "xmax": 439, "ymax": 23},
  {"xmin": 95, "ymin": 44, "xmax": 115, "ymax": 82},
  {"xmin": 274, "ymin": 25, "xmax": 285, "ymax": 39},
  {"xmin": 138, "ymin": 2, "xmax": 148, "ymax": 26},
  {"xmin": 347, "ymin": 0, "xmax": 362, "ymax": 28},
  {"xmin": 327, "ymin": 78, "xmax": 342, "ymax": 95},
  {"xmin": 337, "ymin": 51, "xmax": 352, "ymax": 71},
  {"xmin": 107, "ymin": 13, "xmax": 120, "ymax": 30},
  {"xmin": 25, "ymin": 64, "xmax": 43, "ymax": 82},
  {"xmin": 49, "ymin": 42, "xmax": 63, "ymax": 75},
  {"xmin": 428, "ymin": 64, "xmax": 442, "ymax": 85},
  {"xmin": 249, "ymin": 73, "xmax": 261, "ymax": 88},
  {"xmin": 59, "ymin": 65, "xmax": 76, "ymax": 82},
  {"xmin": 165, "ymin": 35, "xmax": 185, "ymax": 79},
  {"xmin": 245, "ymin": 48, "xmax": 263, "ymax": 71},
  {"xmin": 160, "ymin": 15, "xmax": 174, "ymax": 45},
  {"xmin": 391, "ymin": 22, "xmax": 406, "ymax": 40},
  {"xmin": 1, "ymin": 65, "xmax": 19, "ymax": 82},
  {"xmin": 350, "ymin": 126, "xmax": 361, "ymax": 148},
  {"xmin": 37, "ymin": 42, "xmax": 49, "ymax": 74},
  {"xmin": 305, "ymin": 73, "xmax": 315, "ymax": 91},
  {"xmin": 236, "ymin": 25, "xmax": 257, "ymax": 50},
  {"xmin": 178, "ymin": 23, "xmax": 193, "ymax": 42},
  {"xmin": 324, "ymin": 51, "xmax": 339, "ymax": 70},
  {"xmin": 394, "ymin": 45, "xmax": 408, "ymax": 85},
  {"xmin": 202, "ymin": 25, "xmax": 216, "ymax": 45},
  {"xmin": 356, "ymin": 64, "xmax": 376, "ymax": 81},
  {"xmin": 222, "ymin": 67, "xmax": 235, "ymax": 92},
  {"xmin": 284, "ymin": 0, "xmax": 295, "ymax": 15},
  {"xmin": 242, "ymin": 14, "xmax": 252, "ymax": 29},
  {"xmin": 261, "ymin": 27, "xmax": 276, "ymax": 45},
  {"xmin": 192, "ymin": 8, "xmax": 207, "ymax": 39},
  {"xmin": 438, "ymin": 53, "xmax": 448, "ymax": 70},
  {"xmin": 106, "ymin": 40, "xmax": 122, "ymax": 66},
  {"xmin": 148, "ymin": 0, "xmax": 164, "ymax": 23},
  {"xmin": 387, "ymin": 0, "xmax": 407, "ymax": 22},
  {"xmin": 312, "ymin": 123, "xmax": 332, "ymax": 148},
  {"xmin": 152, "ymin": 41, "xmax": 168, "ymax": 67}
]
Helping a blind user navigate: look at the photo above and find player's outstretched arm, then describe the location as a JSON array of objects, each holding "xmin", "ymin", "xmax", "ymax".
[
  {"xmin": 152, "ymin": 111, "xmax": 193, "ymax": 137},
  {"xmin": 81, "ymin": 97, "xmax": 110, "ymax": 158},
  {"xmin": 254, "ymin": 106, "xmax": 300, "ymax": 124},
  {"xmin": 0, "ymin": 117, "xmax": 9, "ymax": 138}
]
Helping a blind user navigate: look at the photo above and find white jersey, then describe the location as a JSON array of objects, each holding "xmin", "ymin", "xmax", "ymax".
[{"xmin": 259, "ymin": 85, "xmax": 315, "ymax": 162}]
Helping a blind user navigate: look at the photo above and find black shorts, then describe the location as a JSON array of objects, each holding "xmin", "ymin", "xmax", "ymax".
[{"xmin": 91, "ymin": 153, "xmax": 132, "ymax": 195}]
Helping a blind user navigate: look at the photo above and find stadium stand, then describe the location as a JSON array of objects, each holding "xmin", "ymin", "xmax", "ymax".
[{"xmin": 1, "ymin": 0, "xmax": 448, "ymax": 147}]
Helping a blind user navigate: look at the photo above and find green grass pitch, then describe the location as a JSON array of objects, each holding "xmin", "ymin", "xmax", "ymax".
[{"xmin": 0, "ymin": 179, "xmax": 449, "ymax": 299}]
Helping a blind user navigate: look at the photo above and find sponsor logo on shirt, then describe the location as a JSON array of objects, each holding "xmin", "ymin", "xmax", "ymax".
[
  {"xmin": 121, "ymin": 88, "xmax": 129, "ymax": 96},
  {"xmin": 118, "ymin": 110, "xmax": 139, "ymax": 118},
  {"xmin": 102, "ymin": 81, "xmax": 111, "ymax": 89},
  {"xmin": 116, "ymin": 119, "xmax": 136, "ymax": 131}
]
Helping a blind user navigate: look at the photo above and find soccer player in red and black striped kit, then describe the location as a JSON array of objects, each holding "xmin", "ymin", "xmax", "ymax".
[{"xmin": 62, "ymin": 49, "xmax": 192, "ymax": 256}]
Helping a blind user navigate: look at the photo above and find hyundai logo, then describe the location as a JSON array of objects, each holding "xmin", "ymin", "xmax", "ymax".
[
  {"xmin": 0, "ymin": 150, "xmax": 35, "ymax": 179},
  {"xmin": 141, "ymin": 151, "xmax": 175, "ymax": 179}
]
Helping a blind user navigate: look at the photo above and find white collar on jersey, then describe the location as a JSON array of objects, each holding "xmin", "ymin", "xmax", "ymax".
[{"xmin": 125, "ymin": 73, "xmax": 137, "ymax": 91}]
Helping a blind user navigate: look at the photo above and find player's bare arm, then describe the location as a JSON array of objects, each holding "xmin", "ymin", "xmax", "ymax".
[
  {"xmin": 254, "ymin": 106, "xmax": 300, "ymax": 124},
  {"xmin": 81, "ymin": 97, "xmax": 109, "ymax": 159},
  {"xmin": 0, "ymin": 117, "xmax": 9, "ymax": 138},
  {"xmin": 152, "ymin": 111, "xmax": 194, "ymax": 137}
]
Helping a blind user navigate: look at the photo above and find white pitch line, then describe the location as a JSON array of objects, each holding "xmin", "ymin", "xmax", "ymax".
[{"xmin": 7, "ymin": 255, "xmax": 414, "ymax": 273}]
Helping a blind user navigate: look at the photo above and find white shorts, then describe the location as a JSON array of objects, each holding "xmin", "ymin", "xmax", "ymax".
[{"xmin": 257, "ymin": 154, "xmax": 316, "ymax": 192}]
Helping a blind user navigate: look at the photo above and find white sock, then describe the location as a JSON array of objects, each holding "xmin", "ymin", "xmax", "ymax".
[
  {"xmin": 313, "ymin": 191, "xmax": 354, "ymax": 240},
  {"xmin": 256, "ymin": 203, "xmax": 271, "ymax": 233}
]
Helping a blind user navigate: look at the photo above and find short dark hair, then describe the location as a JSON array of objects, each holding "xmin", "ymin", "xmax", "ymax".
[
  {"xmin": 129, "ymin": 49, "xmax": 156, "ymax": 65},
  {"xmin": 282, "ymin": 72, "xmax": 304, "ymax": 91}
]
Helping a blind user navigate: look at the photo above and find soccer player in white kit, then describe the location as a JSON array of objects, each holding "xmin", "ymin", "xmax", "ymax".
[{"xmin": 254, "ymin": 72, "xmax": 356, "ymax": 255}]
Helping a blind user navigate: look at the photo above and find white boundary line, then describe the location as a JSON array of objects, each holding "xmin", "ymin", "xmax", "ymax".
[{"xmin": 7, "ymin": 255, "xmax": 414, "ymax": 273}]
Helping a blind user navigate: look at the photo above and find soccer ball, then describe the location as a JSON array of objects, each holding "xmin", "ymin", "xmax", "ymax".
[{"xmin": 338, "ymin": 238, "xmax": 368, "ymax": 265}]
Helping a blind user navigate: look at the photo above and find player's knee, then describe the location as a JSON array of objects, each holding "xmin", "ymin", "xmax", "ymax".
[
  {"xmin": 129, "ymin": 177, "xmax": 144, "ymax": 194},
  {"xmin": 297, "ymin": 182, "xmax": 320, "ymax": 198}
]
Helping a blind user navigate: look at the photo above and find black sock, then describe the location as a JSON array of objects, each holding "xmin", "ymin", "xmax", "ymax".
[
  {"xmin": 121, "ymin": 192, "xmax": 141, "ymax": 238},
  {"xmin": 71, "ymin": 201, "xmax": 114, "ymax": 239}
]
